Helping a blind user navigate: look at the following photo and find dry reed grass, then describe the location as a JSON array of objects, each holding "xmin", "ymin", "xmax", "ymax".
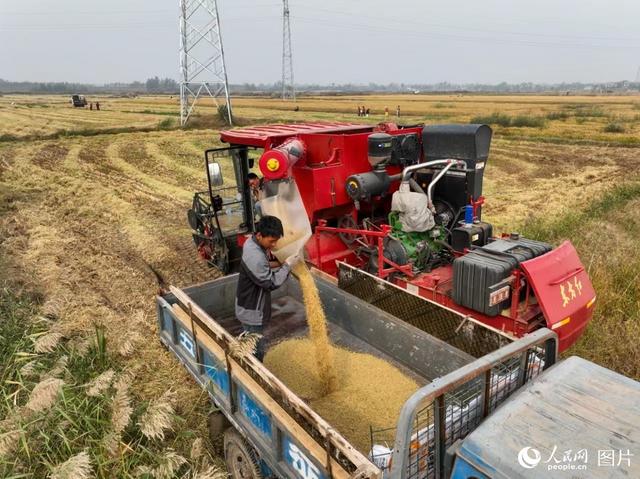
[
  {"xmin": 111, "ymin": 374, "xmax": 133, "ymax": 435},
  {"xmin": 85, "ymin": 369, "xmax": 115, "ymax": 397},
  {"xmin": 138, "ymin": 389, "xmax": 177, "ymax": 441},
  {"xmin": 49, "ymin": 450, "xmax": 93, "ymax": 479},
  {"xmin": 135, "ymin": 449, "xmax": 187, "ymax": 479},
  {"xmin": 230, "ymin": 332, "xmax": 262, "ymax": 359},
  {"xmin": 33, "ymin": 332, "xmax": 63, "ymax": 353},
  {"xmin": 25, "ymin": 377, "xmax": 65, "ymax": 414}
]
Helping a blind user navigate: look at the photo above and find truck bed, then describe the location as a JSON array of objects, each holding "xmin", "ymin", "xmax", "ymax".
[
  {"xmin": 157, "ymin": 269, "xmax": 558, "ymax": 479},
  {"xmin": 180, "ymin": 272, "xmax": 483, "ymax": 382}
]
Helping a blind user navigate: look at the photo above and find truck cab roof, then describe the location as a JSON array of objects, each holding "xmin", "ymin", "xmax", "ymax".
[{"xmin": 457, "ymin": 356, "xmax": 639, "ymax": 478}]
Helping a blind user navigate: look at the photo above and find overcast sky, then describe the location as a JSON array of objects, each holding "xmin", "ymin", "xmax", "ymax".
[{"xmin": 1, "ymin": 0, "xmax": 639, "ymax": 85}]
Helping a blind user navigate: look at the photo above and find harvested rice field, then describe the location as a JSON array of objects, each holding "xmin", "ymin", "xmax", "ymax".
[{"xmin": 1, "ymin": 93, "xmax": 639, "ymax": 477}]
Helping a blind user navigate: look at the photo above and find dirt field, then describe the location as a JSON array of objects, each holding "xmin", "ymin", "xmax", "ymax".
[{"xmin": 0, "ymin": 93, "xmax": 639, "ymax": 476}]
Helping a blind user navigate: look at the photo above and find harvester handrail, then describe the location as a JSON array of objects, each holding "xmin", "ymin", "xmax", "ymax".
[
  {"xmin": 400, "ymin": 159, "xmax": 467, "ymax": 182},
  {"xmin": 388, "ymin": 327, "xmax": 558, "ymax": 479}
]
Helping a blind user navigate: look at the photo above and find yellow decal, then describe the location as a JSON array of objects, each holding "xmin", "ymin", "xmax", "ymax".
[
  {"xmin": 266, "ymin": 158, "xmax": 280, "ymax": 171},
  {"xmin": 560, "ymin": 277, "xmax": 583, "ymax": 307}
]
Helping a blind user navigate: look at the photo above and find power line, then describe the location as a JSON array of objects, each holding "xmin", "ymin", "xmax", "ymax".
[{"xmin": 290, "ymin": 15, "xmax": 640, "ymax": 50}]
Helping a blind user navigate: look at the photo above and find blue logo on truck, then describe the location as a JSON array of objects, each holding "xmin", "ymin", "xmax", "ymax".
[
  {"xmin": 238, "ymin": 388, "xmax": 272, "ymax": 437},
  {"xmin": 283, "ymin": 437, "xmax": 325, "ymax": 479},
  {"xmin": 178, "ymin": 328, "xmax": 196, "ymax": 358}
]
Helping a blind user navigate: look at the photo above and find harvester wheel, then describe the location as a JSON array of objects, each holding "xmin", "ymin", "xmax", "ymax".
[{"xmin": 223, "ymin": 428, "xmax": 263, "ymax": 479}]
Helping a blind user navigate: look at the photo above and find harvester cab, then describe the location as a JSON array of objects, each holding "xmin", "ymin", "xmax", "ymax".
[
  {"xmin": 188, "ymin": 121, "xmax": 596, "ymax": 352},
  {"xmin": 189, "ymin": 146, "xmax": 258, "ymax": 273}
]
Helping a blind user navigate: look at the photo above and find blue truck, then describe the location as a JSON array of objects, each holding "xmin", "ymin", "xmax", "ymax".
[{"xmin": 156, "ymin": 263, "xmax": 639, "ymax": 479}]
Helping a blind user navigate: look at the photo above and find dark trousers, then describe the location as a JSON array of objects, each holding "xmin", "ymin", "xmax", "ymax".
[{"xmin": 242, "ymin": 324, "xmax": 266, "ymax": 361}]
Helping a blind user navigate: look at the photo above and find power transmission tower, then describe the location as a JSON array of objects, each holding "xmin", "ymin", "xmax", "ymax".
[
  {"xmin": 281, "ymin": 0, "xmax": 295, "ymax": 101},
  {"xmin": 179, "ymin": 0, "xmax": 233, "ymax": 126}
]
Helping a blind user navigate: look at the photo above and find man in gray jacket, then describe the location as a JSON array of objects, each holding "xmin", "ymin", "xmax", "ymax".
[{"xmin": 235, "ymin": 215, "xmax": 301, "ymax": 360}]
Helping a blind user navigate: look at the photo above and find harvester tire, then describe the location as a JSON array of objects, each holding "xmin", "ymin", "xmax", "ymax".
[{"xmin": 223, "ymin": 428, "xmax": 263, "ymax": 479}]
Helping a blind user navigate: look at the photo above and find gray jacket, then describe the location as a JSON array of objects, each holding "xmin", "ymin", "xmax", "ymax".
[{"xmin": 235, "ymin": 236, "xmax": 291, "ymax": 326}]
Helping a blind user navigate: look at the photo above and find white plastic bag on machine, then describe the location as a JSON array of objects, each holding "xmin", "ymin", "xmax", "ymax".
[
  {"xmin": 391, "ymin": 182, "xmax": 435, "ymax": 232},
  {"xmin": 259, "ymin": 180, "xmax": 312, "ymax": 263}
]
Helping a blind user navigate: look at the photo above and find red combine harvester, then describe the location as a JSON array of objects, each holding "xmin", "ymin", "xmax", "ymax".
[{"xmin": 187, "ymin": 121, "xmax": 595, "ymax": 352}]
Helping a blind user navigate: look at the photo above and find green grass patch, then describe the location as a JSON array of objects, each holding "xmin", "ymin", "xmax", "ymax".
[
  {"xmin": 522, "ymin": 182, "xmax": 640, "ymax": 241},
  {"xmin": 603, "ymin": 122, "xmax": 626, "ymax": 133},
  {"xmin": 470, "ymin": 112, "xmax": 512, "ymax": 127},
  {"xmin": 545, "ymin": 111, "xmax": 570, "ymax": 120},
  {"xmin": 573, "ymin": 106, "xmax": 607, "ymax": 118},
  {"xmin": 510, "ymin": 115, "xmax": 546, "ymax": 127},
  {"xmin": 158, "ymin": 117, "xmax": 175, "ymax": 129},
  {"xmin": 470, "ymin": 112, "xmax": 545, "ymax": 128}
]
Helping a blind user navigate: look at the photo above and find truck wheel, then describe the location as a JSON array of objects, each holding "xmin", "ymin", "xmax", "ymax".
[
  {"xmin": 208, "ymin": 410, "xmax": 230, "ymax": 454},
  {"xmin": 223, "ymin": 428, "xmax": 263, "ymax": 479}
]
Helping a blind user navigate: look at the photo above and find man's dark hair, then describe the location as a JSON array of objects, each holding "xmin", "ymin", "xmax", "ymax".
[
  {"xmin": 256, "ymin": 215, "xmax": 284, "ymax": 238},
  {"xmin": 247, "ymin": 173, "xmax": 259, "ymax": 181}
]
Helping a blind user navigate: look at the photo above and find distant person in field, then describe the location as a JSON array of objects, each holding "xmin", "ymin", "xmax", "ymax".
[
  {"xmin": 365, "ymin": 108, "xmax": 370, "ymax": 117},
  {"xmin": 396, "ymin": 105, "xmax": 400, "ymax": 117},
  {"xmin": 96, "ymin": 102, "xmax": 100, "ymax": 111},
  {"xmin": 357, "ymin": 106, "xmax": 362, "ymax": 117},
  {"xmin": 89, "ymin": 102, "xmax": 93, "ymax": 111},
  {"xmin": 235, "ymin": 215, "xmax": 302, "ymax": 361},
  {"xmin": 384, "ymin": 106, "xmax": 389, "ymax": 119}
]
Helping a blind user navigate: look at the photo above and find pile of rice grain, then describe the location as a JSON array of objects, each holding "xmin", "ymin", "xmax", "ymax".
[{"xmin": 265, "ymin": 338, "xmax": 419, "ymax": 453}]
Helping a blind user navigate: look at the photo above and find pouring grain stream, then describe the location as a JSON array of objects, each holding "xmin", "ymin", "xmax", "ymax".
[{"xmin": 292, "ymin": 262, "xmax": 338, "ymax": 395}]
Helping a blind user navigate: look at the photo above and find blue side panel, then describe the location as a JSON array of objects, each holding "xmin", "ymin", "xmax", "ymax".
[
  {"xmin": 202, "ymin": 350, "xmax": 230, "ymax": 396},
  {"xmin": 282, "ymin": 436, "xmax": 326, "ymax": 479},
  {"xmin": 238, "ymin": 387, "xmax": 272, "ymax": 438},
  {"xmin": 161, "ymin": 309, "xmax": 173, "ymax": 335},
  {"xmin": 450, "ymin": 457, "xmax": 489, "ymax": 479}
]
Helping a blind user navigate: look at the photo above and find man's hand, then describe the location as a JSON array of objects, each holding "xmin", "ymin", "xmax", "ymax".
[{"xmin": 285, "ymin": 252, "xmax": 302, "ymax": 268}]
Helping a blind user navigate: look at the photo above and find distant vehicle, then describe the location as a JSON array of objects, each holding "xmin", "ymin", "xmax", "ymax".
[{"xmin": 70, "ymin": 94, "xmax": 87, "ymax": 107}]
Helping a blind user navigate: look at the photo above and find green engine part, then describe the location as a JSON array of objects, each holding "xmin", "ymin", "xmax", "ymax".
[{"xmin": 388, "ymin": 212, "xmax": 445, "ymax": 270}]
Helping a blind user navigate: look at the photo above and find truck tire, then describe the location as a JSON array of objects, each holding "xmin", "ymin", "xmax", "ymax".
[
  {"xmin": 223, "ymin": 428, "xmax": 263, "ymax": 479},
  {"xmin": 208, "ymin": 410, "xmax": 230, "ymax": 454}
]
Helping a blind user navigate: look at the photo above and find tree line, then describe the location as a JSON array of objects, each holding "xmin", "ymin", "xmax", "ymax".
[{"xmin": 1, "ymin": 77, "xmax": 638, "ymax": 95}]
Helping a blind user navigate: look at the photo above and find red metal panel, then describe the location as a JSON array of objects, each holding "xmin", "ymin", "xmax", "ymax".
[
  {"xmin": 220, "ymin": 122, "xmax": 372, "ymax": 148},
  {"xmin": 520, "ymin": 240, "xmax": 595, "ymax": 350}
]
